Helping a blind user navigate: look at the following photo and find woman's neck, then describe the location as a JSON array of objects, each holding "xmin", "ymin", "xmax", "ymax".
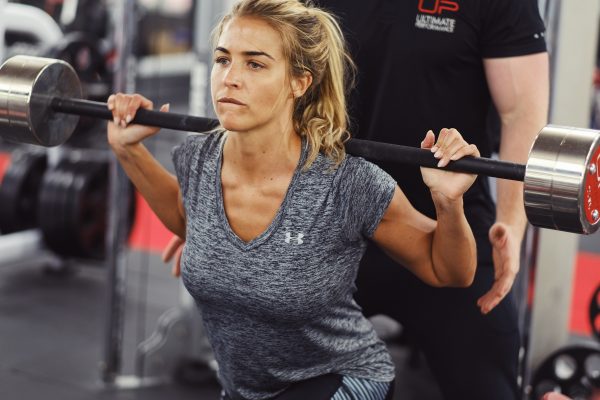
[{"xmin": 223, "ymin": 124, "xmax": 302, "ymax": 182}]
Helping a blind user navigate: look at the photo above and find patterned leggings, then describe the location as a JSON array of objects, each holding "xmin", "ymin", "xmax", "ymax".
[
  {"xmin": 220, "ymin": 376, "xmax": 393, "ymax": 400},
  {"xmin": 331, "ymin": 376, "xmax": 392, "ymax": 400}
]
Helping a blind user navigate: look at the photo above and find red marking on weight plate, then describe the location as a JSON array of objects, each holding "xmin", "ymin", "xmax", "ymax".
[{"xmin": 583, "ymin": 146, "xmax": 600, "ymax": 225}]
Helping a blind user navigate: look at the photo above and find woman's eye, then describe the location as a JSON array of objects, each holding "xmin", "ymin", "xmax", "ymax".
[
  {"xmin": 248, "ymin": 61, "xmax": 263, "ymax": 70},
  {"xmin": 215, "ymin": 57, "xmax": 229, "ymax": 65}
]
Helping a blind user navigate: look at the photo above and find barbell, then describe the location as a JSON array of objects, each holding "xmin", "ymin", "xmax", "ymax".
[{"xmin": 1, "ymin": 55, "xmax": 599, "ymax": 235}]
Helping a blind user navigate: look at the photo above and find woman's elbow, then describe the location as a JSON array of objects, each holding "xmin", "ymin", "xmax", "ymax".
[
  {"xmin": 451, "ymin": 260, "xmax": 477, "ymax": 288},
  {"xmin": 433, "ymin": 260, "xmax": 476, "ymax": 288},
  {"xmin": 454, "ymin": 271, "xmax": 475, "ymax": 288}
]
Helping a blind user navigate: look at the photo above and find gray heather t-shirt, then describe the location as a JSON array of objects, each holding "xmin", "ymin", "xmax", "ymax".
[{"xmin": 172, "ymin": 131, "xmax": 396, "ymax": 400}]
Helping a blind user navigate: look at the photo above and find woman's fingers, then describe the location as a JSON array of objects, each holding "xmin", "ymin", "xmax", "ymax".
[
  {"xmin": 430, "ymin": 127, "xmax": 448, "ymax": 152},
  {"xmin": 162, "ymin": 235, "xmax": 184, "ymax": 262},
  {"xmin": 107, "ymin": 93, "xmax": 154, "ymax": 127},
  {"xmin": 449, "ymin": 144, "xmax": 480, "ymax": 161},
  {"xmin": 433, "ymin": 128, "xmax": 460, "ymax": 167},
  {"xmin": 421, "ymin": 130, "xmax": 436, "ymax": 149},
  {"xmin": 429, "ymin": 128, "xmax": 480, "ymax": 168}
]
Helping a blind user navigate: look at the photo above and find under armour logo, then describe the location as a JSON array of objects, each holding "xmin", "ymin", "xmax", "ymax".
[{"xmin": 284, "ymin": 232, "xmax": 305, "ymax": 244}]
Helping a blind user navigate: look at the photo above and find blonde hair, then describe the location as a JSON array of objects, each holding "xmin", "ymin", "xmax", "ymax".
[{"xmin": 212, "ymin": 0, "xmax": 355, "ymax": 168}]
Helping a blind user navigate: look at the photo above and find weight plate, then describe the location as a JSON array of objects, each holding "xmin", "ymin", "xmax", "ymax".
[
  {"xmin": 530, "ymin": 344, "xmax": 600, "ymax": 400},
  {"xmin": 39, "ymin": 157, "xmax": 136, "ymax": 260},
  {"xmin": 0, "ymin": 151, "xmax": 47, "ymax": 233},
  {"xmin": 44, "ymin": 31, "xmax": 107, "ymax": 83},
  {"xmin": 39, "ymin": 161, "xmax": 78, "ymax": 256},
  {"xmin": 591, "ymin": 285, "xmax": 600, "ymax": 342},
  {"xmin": 0, "ymin": 55, "xmax": 82, "ymax": 147},
  {"xmin": 525, "ymin": 125, "xmax": 600, "ymax": 234}
]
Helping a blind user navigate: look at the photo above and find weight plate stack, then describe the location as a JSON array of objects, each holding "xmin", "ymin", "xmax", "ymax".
[
  {"xmin": 38, "ymin": 157, "xmax": 136, "ymax": 260},
  {"xmin": 0, "ymin": 151, "xmax": 47, "ymax": 233},
  {"xmin": 530, "ymin": 344, "xmax": 600, "ymax": 400}
]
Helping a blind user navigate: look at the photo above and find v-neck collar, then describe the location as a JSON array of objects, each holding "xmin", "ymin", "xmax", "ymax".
[{"xmin": 215, "ymin": 132, "xmax": 308, "ymax": 251}]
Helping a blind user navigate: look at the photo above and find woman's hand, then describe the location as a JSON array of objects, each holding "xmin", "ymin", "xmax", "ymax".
[
  {"xmin": 107, "ymin": 93, "xmax": 169, "ymax": 149},
  {"xmin": 420, "ymin": 128, "xmax": 480, "ymax": 201},
  {"xmin": 162, "ymin": 235, "xmax": 185, "ymax": 277}
]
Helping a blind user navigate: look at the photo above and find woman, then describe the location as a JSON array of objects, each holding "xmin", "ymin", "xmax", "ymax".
[{"xmin": 107, "ymin": 1, "xmax": 479, "ymax": 399}]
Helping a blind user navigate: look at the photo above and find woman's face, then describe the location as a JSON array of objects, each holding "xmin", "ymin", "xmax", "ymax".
[{"xmin": 211, "ymin": 17, "xmax": 300, "ymax": 133}]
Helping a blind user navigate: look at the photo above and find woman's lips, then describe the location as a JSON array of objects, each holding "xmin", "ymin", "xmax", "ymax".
[{"xmin": 218, "ymin": 97, "xmax": 246, "ymax": 105}]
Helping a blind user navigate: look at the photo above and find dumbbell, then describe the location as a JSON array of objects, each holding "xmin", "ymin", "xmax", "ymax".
[{"xmin": 0, "ymin": 55, "xmax": 599, "ymax": 234}]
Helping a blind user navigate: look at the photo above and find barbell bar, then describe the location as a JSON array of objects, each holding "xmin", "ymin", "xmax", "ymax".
[{"xmin": 0, "ymin": 55, "xmax": 599, "ymax": 234}]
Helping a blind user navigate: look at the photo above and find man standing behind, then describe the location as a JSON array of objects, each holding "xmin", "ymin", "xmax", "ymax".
[{"xmin": 315, "ymin": 1, "xmax": 549, "ymax": 399}]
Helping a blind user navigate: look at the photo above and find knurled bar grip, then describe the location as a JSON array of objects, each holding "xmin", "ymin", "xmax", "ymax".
[{"xmin": 51, "ymin": 97, "xmax": 525, "ymax": 182}]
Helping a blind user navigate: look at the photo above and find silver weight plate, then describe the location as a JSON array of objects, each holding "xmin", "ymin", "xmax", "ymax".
[
  {"xmin": 0, "ymin": 55, "xmax": 82, "ymax": 146},
  {"xmin": 524, "ymin": 125, "xmax": 600, "ymax": 234}
]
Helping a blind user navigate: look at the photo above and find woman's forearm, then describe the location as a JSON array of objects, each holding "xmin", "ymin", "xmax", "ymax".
[
  {"xmin": 112, "ymin": 142, "xmax": 186, "ymax": 238},
  {"xmin": 430, "ymin": 193, "xmax": 477, "ymax": 287}
]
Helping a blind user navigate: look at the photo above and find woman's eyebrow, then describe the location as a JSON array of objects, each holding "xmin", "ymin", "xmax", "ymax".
[{"xmin": 215, "ymin": 46, "xmax": 275, "ymax": 61}]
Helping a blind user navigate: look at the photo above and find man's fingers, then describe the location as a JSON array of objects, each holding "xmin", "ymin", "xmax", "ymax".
[
  {"xmin": 477, "ymin": 273, "xmax": 515, "ymax": 314},
  {"xmin": 489, "ymin": 223, "xmax": 508, "ymax": 246},
  {"xmin": 543, "ymin": 393, "xmax": 573, "ymax": 400}
]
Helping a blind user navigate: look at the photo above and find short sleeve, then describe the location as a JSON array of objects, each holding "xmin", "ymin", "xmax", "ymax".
[
  {"xmin": 171, "ymin": 133, "xmax": 213, "ymax": 201},
  {"xmin": 481, "ymin": 0, "xmax": 547, "ymax": 58},
  {"xmin": 337, "ymin": 157, "xmax": 397, "ymax": 241}
]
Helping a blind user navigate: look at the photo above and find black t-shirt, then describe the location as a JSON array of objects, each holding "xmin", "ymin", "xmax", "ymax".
[{"xmin": 316, "ymin": 0, "xmax": 546, "ymax": 262}]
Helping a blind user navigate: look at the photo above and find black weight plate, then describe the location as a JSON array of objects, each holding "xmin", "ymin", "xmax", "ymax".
[
  {"xmin": 530, "ymin": 344, "xmax": 600, "ymax": 400},
  {"xmin": 39, "ymin": 161, "xmax": 79, "ymax": 257},
  {"xmin": 40, "ymin": 157, "xmax": 137, "ymax": 260},
  {"xmin": 71, "ymin": 160, "xmax": 137, "ymax": 260},
  {"xmin": 70, "ymin": 160, "xmax": 108, "ymax": 259},
  {"xmin": 44, "ymin": 31, "xmax": 107, "ymax": 83},
  {"xmin": 591, "ymin": 285, "xmax": 600, "ymax": 342},
  {"xmin": 0, "ymin": 151, "xmax": 47, "ymax": 233}
]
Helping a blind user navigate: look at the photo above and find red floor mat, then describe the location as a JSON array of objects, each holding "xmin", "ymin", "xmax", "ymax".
[
  {"xmin": 128, "ymin": 192, "xmax": 174, "ymax": 253},
  {"xmin": 0, "ymin": 153, "xmax": 11, "ymax": 181}
]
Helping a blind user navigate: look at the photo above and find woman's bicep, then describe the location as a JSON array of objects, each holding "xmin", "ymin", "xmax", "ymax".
[{"xmin": 371, "ymin": 186, "xmax": 444, "ymax": 287}]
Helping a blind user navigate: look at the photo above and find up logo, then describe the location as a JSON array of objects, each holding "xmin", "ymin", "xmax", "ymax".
[{"xmin": 418, "ymin": 0, "xmax": 460, "ymax": 15}]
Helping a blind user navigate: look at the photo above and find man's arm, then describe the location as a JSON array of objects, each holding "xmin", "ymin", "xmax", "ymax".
[{"xmin": 477, "ymin": 52, "xmax": 549, "ymax": 314}]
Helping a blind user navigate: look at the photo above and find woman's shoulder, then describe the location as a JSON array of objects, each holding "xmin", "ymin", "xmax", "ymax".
[
  {"xmin": 340, "ymin": 153, "xmax": 383, "ymax": 175},
  {"xmin": 174, "ymin": 130, "xmax": 224, "ymax": 155},
  {"xmin": 181, "ymin": 130, "xmax": 224, "ymax": 148},
  {"xmin": 309, "ymin": 151, "xmax": 382, "ymax": 178},
  {"xmin": 171, "ymin": 130, "xmax": 224, "ymax": 167}
]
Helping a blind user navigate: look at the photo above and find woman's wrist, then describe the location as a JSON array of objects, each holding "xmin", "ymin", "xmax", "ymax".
[
  {"xmin": 430, "ymin": 191, "xmax": 464, "ymax": 213},
  {"xmin": 110, "ymin": 141, "xmax": 144, "ymax": 160}
]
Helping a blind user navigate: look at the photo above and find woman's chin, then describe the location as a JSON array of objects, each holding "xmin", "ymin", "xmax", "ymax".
[{"xmin": 219, "ymin": 119, "xmax": 249, "ymax": 132}]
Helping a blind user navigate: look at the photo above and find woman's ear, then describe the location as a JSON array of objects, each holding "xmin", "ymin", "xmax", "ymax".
[{"xmin": 291, "ymin": 71, "xmax": 313, "ymax": 99}]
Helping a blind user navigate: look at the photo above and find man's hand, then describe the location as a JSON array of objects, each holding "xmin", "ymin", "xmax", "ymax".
[
  {"xmin": 476, "ymin": 222, "xmax": 521, "ymax": 314},
  {"xmin": 162, "ymin": 235, "xmax": 185, "ymax": 277},
  {"xmin": 542, "ymin": 393, "xmax": 570, "ymax": 400}
]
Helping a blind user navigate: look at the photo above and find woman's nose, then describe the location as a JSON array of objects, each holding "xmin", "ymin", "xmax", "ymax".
[{"xmin": 223, "ymin": 63, "xmax": 242, "ymax": 88}]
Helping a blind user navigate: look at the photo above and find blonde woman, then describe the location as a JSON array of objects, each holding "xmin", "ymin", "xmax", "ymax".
[{"xmin": 107, "ymin": 1, "xmax": 480, "ymax": 399}]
